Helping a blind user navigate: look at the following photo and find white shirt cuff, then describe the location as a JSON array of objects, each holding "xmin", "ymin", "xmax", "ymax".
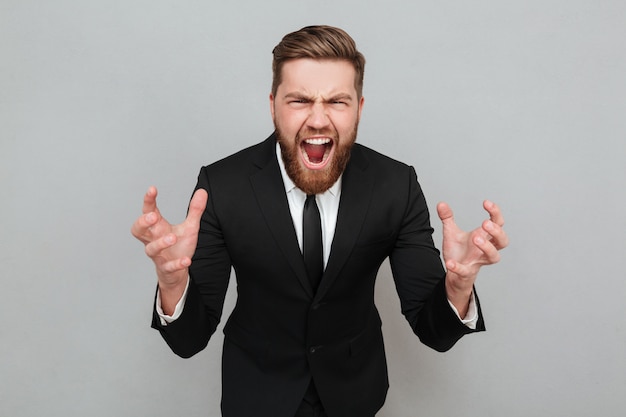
[
  {"xmin": 448, "ymin": 291, "xmax": 478, "ymax": 330},
  {"xmin": 155, "ymin": 276, "xmax": 190, "ymax": 326}
]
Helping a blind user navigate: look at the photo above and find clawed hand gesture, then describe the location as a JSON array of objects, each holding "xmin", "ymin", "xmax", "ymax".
[
  {"xmin": 130, "ymin": 186, "xmax": 208, "ymax": 310},
  {"xmin": 437, "ymin": 200, "xmax": 509, "ymax": 314}
]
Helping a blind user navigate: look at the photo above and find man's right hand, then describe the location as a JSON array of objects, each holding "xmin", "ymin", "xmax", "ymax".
[{"xmin": 131, "ymin": 186, "xmax": 208, "ymax": 313}]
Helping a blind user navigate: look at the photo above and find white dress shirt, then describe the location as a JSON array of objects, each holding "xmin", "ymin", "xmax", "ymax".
[{"xmin": 157, "ymin": 143, "xmax": 477, "ymax": 328}]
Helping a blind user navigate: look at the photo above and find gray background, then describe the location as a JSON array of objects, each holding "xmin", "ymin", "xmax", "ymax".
[{"xmin": 2, "ymin": 0, "xmax": 625, "ymax": 416}]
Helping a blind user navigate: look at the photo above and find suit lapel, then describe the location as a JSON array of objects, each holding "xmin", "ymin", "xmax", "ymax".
[
  {"xmin": 315, "ymin": 145, "xmax": 373, "ymax": 301},
  {"xmin": 248, "ymin": 138, "xmax": 373, "ymax": 301},
  {"xmin": 249, "ymin": 135, "xmax": 314, "ymax": 297}
]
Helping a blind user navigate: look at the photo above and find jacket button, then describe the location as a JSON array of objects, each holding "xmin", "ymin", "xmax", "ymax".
[{"xmin": 309, "ymin": 346, "xmax": 321, "ymax": 354}]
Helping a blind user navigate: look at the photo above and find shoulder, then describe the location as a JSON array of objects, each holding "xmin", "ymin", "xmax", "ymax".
[
  {"xmin": 201, "ymin": 134, "xmax": 276, "ymax": 176},
  {"xmin": 191, "ymin": 134, "xmax": 277, "ymax": 196},
  {"xmin": 351, "ymin": 143, "xmax": 415, "ymax": 176},
  {"xmin": 210, "ymin": 136, "xmax": 273, "ymax": 168},
  {"xmin": 347, "ymin": 144, "xmax": 426, "ymax": 206}
]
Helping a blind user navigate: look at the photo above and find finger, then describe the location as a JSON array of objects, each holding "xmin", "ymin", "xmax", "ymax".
[
  {"xmin": 160, "ymin": 257, "xmax": 192, "ymax": 274},
  {"xmin": 185, "ymin": 188, "xmax": 209, "ymax": 227},
  {"xmin": 481, "ymin": 219, "xmax": 497, "ymax": 240},
  {"xmin": 142, "ymin": 186, "xmax": 159, "ymax": 215},
  {"xmin": 437, "ymin": 201, "xmax": 455, "ymax": 225},
  {"xmin": 483, "ymin": 200, "xmax": 504, "ymax": 227},
  {"xmin": 130, "ymin": 211, "xmax": 159, "ymax": 241},
  {"xmin": 472, "ymin": 234, "xmax": 501, "ymax": 264},
  {"xmin": 445, "ymin": 259, "xmax": 473, "ymax": 279},
  {"xmin": 144, "ymin": 233, "xmax": 177, "ymax": 258},
  {"xmin": 483, "ymin": 219, "xmax": 509, "ymax": 250}
]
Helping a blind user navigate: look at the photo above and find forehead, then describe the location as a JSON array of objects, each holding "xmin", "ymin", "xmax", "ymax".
[{"xmin": 277, "ymin": 58, "xmax": 358, "ymax": 97}]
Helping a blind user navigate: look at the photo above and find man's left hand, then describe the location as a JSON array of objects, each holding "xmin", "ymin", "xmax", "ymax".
[{"xmin": 437, "ymin": 200, "xmax": 509, "ymax": 317}]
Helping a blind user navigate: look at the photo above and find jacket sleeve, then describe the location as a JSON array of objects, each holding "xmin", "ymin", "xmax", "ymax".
[
  {"xmin": 389, "ymin": 166, "xmax": 485, "ymax": 352},
  {"xmin": 151, "ymin": 166, "xmax": 233, "ymax": 358}
]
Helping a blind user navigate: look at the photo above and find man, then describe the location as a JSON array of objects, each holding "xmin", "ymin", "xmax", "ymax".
[{"xmin": 131, "ymin": 25, "xmax": 508, "ymax": 417}]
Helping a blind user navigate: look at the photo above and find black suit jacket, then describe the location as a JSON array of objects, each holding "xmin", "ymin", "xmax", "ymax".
[{"xmin": 152, "ymin": 133, "xmax": 485, "ymax": 417}]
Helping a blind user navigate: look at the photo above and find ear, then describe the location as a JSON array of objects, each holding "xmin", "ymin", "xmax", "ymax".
[
  {"xmin": 269, "ymin": 93, "xmax": 275, "ymax": 120},
  {"xmin": 357, "ymin": 96, "xmax": 365, "ymax": 119}
]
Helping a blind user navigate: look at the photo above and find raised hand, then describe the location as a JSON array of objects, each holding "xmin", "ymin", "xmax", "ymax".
[
  {"xmin": 131, "ymin": 186, "xmax": 208, "ymax": 312},
  {"xmin": 437, "ymin": 200, "xmax": 509, "ymax": 315}
]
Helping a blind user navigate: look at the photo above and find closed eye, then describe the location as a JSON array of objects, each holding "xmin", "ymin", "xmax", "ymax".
[
  {"xmin": 287, "ymin": 97, "xmax": 311, "ymax": 106},
  {"xmin": 327, "ymin": 95, "xmax": 352, "ymax": 107}
]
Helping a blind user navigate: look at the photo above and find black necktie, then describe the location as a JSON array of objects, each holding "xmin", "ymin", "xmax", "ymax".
[{"xmin": 303, "ymin": 194, "xmax": 323, "ymax": 291}]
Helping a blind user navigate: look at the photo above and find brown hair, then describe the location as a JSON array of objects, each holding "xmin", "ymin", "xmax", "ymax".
[{"xmin": 271, "ymin": 25, "xmax": 366, "ymax": 98}]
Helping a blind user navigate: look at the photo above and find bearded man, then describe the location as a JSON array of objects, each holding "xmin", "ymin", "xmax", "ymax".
[{"xmin": 131, "ymin": 25, "xmax": 508, "ymax": 417}]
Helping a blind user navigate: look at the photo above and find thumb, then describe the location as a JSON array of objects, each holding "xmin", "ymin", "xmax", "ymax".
[
  {"xmin": 186, "ymin": 188, "xmax": 208, "ymax": 226},
  {"xmin": 437, "ymin": 201, "xmax": 454, "ymax": 225}
]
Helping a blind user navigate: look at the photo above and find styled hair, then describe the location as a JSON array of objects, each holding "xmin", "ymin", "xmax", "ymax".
[{"xmin": 271, "ymin": 25, "xmax": 366, "ymax": 98}]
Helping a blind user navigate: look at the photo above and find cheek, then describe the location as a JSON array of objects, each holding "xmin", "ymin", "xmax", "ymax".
[
  {"xmin": 333, "ymin": 114, "xmax": 358, "ymax": 133},
  {"xmin": 276, "ymin": 110, "xmax": 305, "ymax": 132}
]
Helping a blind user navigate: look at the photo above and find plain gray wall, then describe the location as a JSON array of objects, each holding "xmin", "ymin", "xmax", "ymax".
[{"xmin": 2, "ymin": 0, "xmax": 625, "ymax": 416}]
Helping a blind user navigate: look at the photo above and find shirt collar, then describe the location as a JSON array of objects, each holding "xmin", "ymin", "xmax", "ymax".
[{"xmin": 275, "ymin": 142, "xmax": 342, "ymax": 197}]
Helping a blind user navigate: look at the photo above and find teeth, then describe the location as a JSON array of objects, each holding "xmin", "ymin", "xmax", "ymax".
[{"xmin": 304, "ymin": 138, "xmax": 331, "ymax": 145}]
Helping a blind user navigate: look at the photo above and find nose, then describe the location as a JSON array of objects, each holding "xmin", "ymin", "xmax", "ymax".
[{"xmin": 306, "ymin": 102, "xmax": 330, "ymax": 130}]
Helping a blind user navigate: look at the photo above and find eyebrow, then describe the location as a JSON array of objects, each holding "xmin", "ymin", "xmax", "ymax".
[
  {"xmin": 326, "ymin": 93, "xmax": 353, "ymax": 102},
  {"xmin": 283, "ymin": 92, "xmax": 354, "ymax": 102}
]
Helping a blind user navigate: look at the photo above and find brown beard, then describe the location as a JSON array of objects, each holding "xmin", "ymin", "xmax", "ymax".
[{"xmin": 276, "ymin": 125, "xmax": 358, "ymax": 195}]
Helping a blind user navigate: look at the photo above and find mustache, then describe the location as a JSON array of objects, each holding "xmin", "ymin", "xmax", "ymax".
[{"xmin": 296, "ymin": 128, "xmax": 337, "ymax": 142}]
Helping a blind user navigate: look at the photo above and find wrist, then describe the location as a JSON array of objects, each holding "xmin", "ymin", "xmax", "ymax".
[
  {"xmin": 157, "ymin": 272, "xmax": 188, "ymax": 315},
  {"xmin": 157, "ymin": 267, "xmax": 188, "ymax": 288},
  {"xmin": 445, "ymin": 273, "xmax": 473, "ymax": 317}
]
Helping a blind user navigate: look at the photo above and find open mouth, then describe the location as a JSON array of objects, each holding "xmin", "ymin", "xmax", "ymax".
[{"xmin": 301, "ymin": 138, "xmax": 334, "ymax": 169}]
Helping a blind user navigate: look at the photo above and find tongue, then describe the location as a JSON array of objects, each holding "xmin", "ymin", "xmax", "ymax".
[{"xmin": 303, "ymin": 143, "xmax": 326, "ymax": 163}]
